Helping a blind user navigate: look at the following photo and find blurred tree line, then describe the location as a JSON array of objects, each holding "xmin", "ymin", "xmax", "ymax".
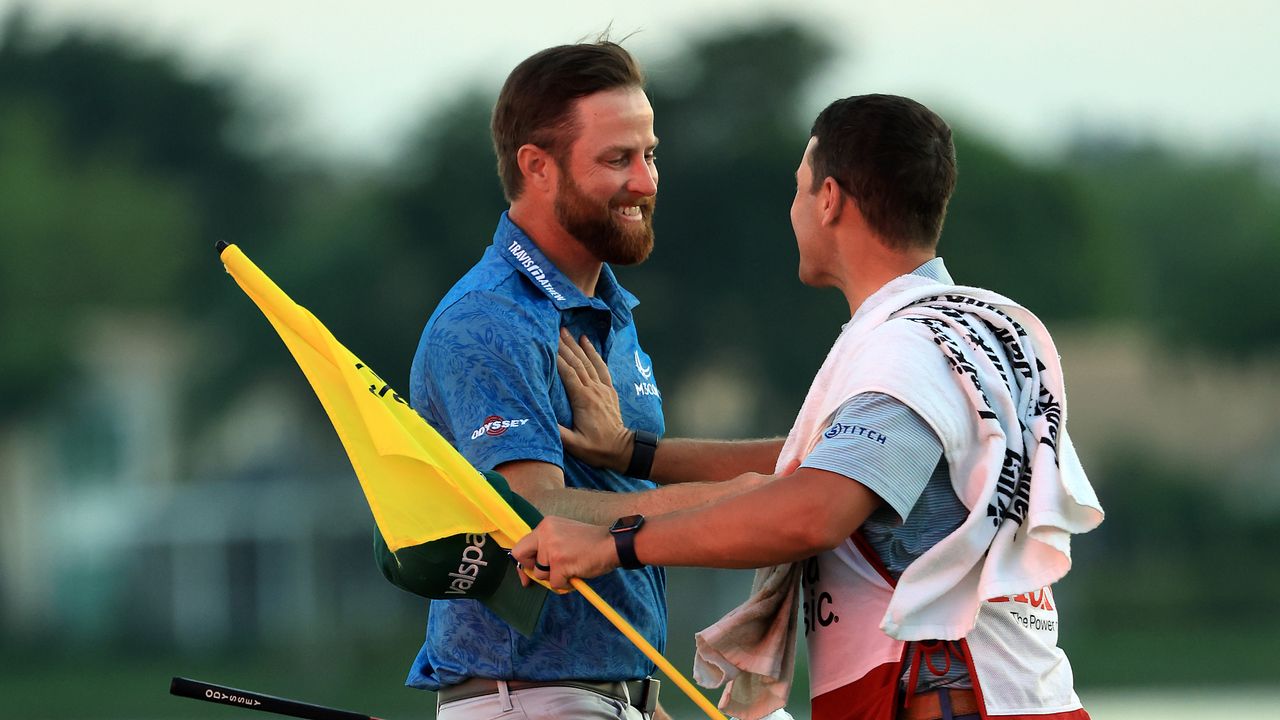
[{"xmin": 3, "ymin": 7, "xmax": 1279, "ymax": 689}]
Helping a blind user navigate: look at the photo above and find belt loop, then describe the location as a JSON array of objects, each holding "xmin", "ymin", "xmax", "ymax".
[
  {"xmin": 937, "ymin": 688, "xmax": 953, "ymax": 720},
  {"xmin": 644, "ymin": 678, "xmax": 659, "ymax": 715},
  {"xmin": 497, "ymin": 680, "xmax": 513, "ymax": 712}
]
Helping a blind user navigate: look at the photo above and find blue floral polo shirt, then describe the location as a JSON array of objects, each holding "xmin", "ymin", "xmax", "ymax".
[{"xmin": 405, "ymin": 212, "xmax": 667, "ymax": 689}]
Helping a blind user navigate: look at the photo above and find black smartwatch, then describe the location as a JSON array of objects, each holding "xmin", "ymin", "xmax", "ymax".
[
  {"xmin": 609, "ymin": 514, "xmax": 646, "ymax": 570},
  {"xmin": 625, "ymin": 430, "xmax": 658, "ymax": 480}
]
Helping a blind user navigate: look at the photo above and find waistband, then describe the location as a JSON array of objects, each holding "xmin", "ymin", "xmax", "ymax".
[{"xmin": 438, "ymin": 677, "xmax": 660, "ymax": 715}]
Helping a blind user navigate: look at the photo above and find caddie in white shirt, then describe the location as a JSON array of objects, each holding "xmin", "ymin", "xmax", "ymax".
[{"xmin": 514, "ymin": 93, "xmax": 1103, "ymax": 720}]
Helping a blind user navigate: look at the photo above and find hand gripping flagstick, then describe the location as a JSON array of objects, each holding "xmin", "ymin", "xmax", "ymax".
[
  {"xmin": 215, "ymin": 242, "xmax": 727, "ymax": 720},
  {"xmin": 170, "ymin": 677, "xmax": 381, "ymax": 720}
]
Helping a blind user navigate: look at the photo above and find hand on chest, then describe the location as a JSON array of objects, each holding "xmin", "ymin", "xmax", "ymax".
[{"xmin": 552, "ymin": 319, "xmax": 663, "ymax": 430}]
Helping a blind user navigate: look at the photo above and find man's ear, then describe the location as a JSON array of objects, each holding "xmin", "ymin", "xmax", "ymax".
[
  {"xmin": 516, "ymin": 144, "xmax": 558, "ymax": 194},
  {"xmin": 820, "ymin": 176, "xmax": 845, "ymax": 226}
]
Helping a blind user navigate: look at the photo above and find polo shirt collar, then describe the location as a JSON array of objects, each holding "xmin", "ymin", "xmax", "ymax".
[
  {"xmin": 910, "ymin": 256, "xmax": 953, "ymax": 284},
  {"xmin": 598, "ymin": 264, "xmax": 641, "ymax": 312},
  {"xmin": 493, "ymin": 213, "xmax": 639, "ymax": 321}
]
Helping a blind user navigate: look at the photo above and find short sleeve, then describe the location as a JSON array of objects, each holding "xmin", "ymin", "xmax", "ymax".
[
  {"xmin": 415, "ymin": 298, "xmax": 562, "ymax": 472},
  {"xmin": 801, "ymin": 392, "xmax": 943, "ymax": 521}
]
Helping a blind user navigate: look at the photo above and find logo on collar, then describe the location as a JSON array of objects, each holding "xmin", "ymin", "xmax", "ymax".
[
  {"xmin": 634, "ymin": 350, "xmax": 652, "ymax": 379},
  {"xmin": 507, "ymin": 240, "xmax": 567, "ymax": 302}
]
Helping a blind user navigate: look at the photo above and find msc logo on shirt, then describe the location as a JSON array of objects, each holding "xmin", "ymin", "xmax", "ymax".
[
  {"xmin": 633, "ymin": 351, "xmax": 658, "ymax": 396},
  {"xmin": 633, "ymin": 382, "xmax": 661, "ymax": 397},
  {"xmin": 634, "ymin": 350, "xmax": 653, "ymax": 379},
  {"xmin": 470, "ymin": 415, "xmax": 529, "ymax": 440}
]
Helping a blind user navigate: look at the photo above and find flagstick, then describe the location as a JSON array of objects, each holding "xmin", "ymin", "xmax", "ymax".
[{"xmin": 571, "ymin": 578, "xmax": 727, "ymax": 720}]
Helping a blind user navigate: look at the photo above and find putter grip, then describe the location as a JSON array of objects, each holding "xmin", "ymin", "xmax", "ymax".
[{"xmin": 170, "ymin": 677, "xmax": 378, "ymax": 720}]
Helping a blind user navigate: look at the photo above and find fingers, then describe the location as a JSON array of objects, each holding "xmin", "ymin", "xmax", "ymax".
[
  {"xmin": 558, "ymin": 328, "xmax": 595, "ymax": 381},
  {"xmin": 511, "ymin": 528, "xmax": 565, "ymax": 590},
  {"xmin": 578, "ymin": 334, "xmax": 613, "ymax": 383},
  {"xmin": 558, "ymin": 424, "xmax": 582, "ymax": 453},
  {"xmin": 514, "ymin": 557, "xmax": 533, "ymax": 588},
  {"xmin": 558, "ymin": 328, "xmax": 609, "ymax": 384},
  {"xmin": 512, "ymin": 532, "xmax": 539, "ymax": 569},
  {"xmin": 518, "ymin": 561, "xmax": 558, "ymax": 590},
  {"xmin": 513, "ymin": 553, "xmax": 551, "ymax": 583},
  {"xmin": 557, "ymin": 329, "xmax": 619, "ymax": 400},
  {"xmin": 557, "ymin": 336, "xmax": 593, "ymax": 387},
  {"xmin": 525, "ymin": 558, "xmax": 569, "ymax": 591},
  {"xmin": 511, "ymin": 518, "xmax": 612, "ymax": 592}
]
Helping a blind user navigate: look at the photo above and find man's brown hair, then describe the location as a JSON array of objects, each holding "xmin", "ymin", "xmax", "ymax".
[
  {"xmin": 492, "ymin": 41, "xmax": 645, "ymax": 202},
  {"xmin": 809, "ymin": 94, "xmax": 957, "ymax": 250}
]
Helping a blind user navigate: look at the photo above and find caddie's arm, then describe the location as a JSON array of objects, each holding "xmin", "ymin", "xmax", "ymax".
[
  {"xmin": 512, "ymin": 464, "xmax": 884, "ymax": 589},
  {"xmin": 557, "ymin": 331, "xmax": 783, "ymax": 484},
  {"xmin": 497, "ymin": 459, "xmax": 769, "ymax": 526}
]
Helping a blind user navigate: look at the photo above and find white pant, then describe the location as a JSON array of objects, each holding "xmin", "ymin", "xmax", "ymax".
[{"xmin": 437, "ymin": 682, "xmax": 648, "ymax": 720}]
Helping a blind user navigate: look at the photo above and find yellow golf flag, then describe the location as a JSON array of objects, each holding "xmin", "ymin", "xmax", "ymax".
[
  {"xmin": 218, "ymin": 242, "xmax": 528, "ymax": 551},
  {"xmin": 217, "ymin": 242, "xmax": 729, "ymax": 720}
]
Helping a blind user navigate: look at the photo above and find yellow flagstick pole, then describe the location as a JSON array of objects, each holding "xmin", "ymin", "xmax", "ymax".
[{"xmin": 570, "ymin": 578, "xmax": 727, "ymax": 720}]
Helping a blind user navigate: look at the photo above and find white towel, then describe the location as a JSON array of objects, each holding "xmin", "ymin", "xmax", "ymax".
[
  {"xmin": 875, "ymin": 289, "xmax": 1102, "ymax": 638},
  {"xmin": 774, "ymin": 275, "xmax": 1103, "ymax": 640},
  {"xmin": 692, "ymin": 562, "xmax": 800, "ymax": 720}
]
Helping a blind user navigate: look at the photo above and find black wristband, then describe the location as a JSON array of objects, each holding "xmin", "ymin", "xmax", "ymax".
[{"xmin": 624, "ymin": 430, "xmax": 658, "ymax": 479}]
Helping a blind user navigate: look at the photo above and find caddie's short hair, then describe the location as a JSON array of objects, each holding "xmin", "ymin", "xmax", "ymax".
[
  {"xmin": 492, "ymin": 40, "xmax": 645, "ymax": 202},
  {"xmin": 809, "ymin": 94, "xmax": 957, "ymax": 250}
]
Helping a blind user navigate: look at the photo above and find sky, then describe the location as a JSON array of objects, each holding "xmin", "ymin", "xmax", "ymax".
[{"xmin": 6, "ymin": 0, "xmax": 1279, "ymax": 165}]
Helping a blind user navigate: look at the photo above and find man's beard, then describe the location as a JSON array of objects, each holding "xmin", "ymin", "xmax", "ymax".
[{"xmin": 554, "ymin": 172, "xmax": 655, "ymax": 266}]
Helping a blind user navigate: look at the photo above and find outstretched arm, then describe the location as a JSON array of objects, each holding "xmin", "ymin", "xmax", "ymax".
[
  {"xmin": 498, "ymin": 459, "xmax": 771, "ymax": 525},
  {"xmin": 557, "ymin": 330, "xmax": 784, "ymax": 483},
  {"xmin": 511, "ymin": 465, "xmax": 884, "ymax": 589}
]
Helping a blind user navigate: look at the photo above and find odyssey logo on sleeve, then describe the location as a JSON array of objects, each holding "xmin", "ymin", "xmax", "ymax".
[{"xmin": 470, "ymin": 415, "xmax": 530, "ymax": 440}]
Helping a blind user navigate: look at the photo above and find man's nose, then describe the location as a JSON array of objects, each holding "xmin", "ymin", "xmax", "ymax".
[{"xmin": 626, "ymin": 156, "xmax": 658, "ymax": 196}]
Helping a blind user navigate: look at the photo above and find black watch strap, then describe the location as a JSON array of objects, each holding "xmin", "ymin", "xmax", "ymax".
[
  {"xmin": 610, "ymin": 514, "xmax": 646, "ymax": 570},
  {"xmin": 625, "ymin": 430, "xmax": 658, "ymax": 480}
]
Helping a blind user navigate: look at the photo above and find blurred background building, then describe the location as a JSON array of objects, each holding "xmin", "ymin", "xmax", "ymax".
[{"xmin": 1, "ymin": 1, "xmax": 1278, "ymax": 718}]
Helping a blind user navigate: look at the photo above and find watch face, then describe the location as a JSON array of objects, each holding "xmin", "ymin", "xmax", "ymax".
[{"xmin": 610, "ymin": 514, "xmax": 645, "ymax": 533}]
